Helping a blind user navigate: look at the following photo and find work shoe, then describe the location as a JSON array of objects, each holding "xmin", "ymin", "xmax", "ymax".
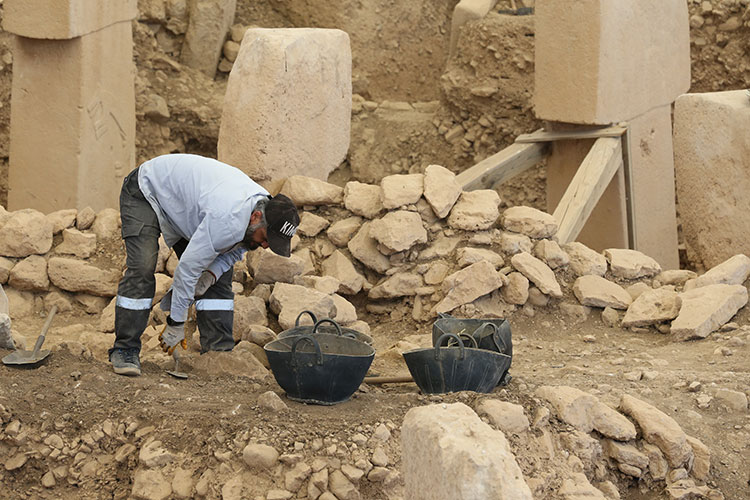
[{"xmin": 110, "ymin": 348, "xmax": 141, "ymax": 376}]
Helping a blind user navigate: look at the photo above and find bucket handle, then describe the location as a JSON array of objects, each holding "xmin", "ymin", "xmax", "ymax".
[
  {"xmin": 295, "ymin": 310, "xmax": 318, "ymax": 327},
  {"xmin": 290, "ymin": 335, "xmax": 323, "ymax": 367},
  {"xmin": 434, "ymin": 333, "xmax": 466, "ymax": 361},
  {"xmin": 473, "ymin": 322, "xmax": 509, "ymax": 354},
  {"xmin": 443, "ymin": 332, "xmax": 477, "ymax": 349},
  {"xmin": 312, "ymin": 318, "xmax": 354, "ymax": 339}
]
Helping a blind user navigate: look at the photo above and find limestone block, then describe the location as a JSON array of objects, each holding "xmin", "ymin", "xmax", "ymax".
[
  {"xmin": 619, "ymin": 394, "xmax": 693, "ymax": 468},
  {"xmin": 457, "ymin": 248, "xmax": 504, "ymax": 269},
  {"xmin": 180, "ymin": 0, "xmax": 236, "ymax": 77},
  {"xmin": 563, "ymin": 242, "xmax": 607, "ymax": 277},
  {"xmin": 622, "ymin": 288, "xmax": 681, "ymax": 328},
  {"xmin": 91, "ymin": 208, "xmax": 121, "ymax": 240},
  {"xmin": 402, "ymin": 403, "xmax": 533, "ymax": 500},
  {"xmin": 326, "ymin": 217, "xmax": 363, "ymax": 248},
  {"xmin": 673, "ymin": 91, "xmax": 750, "ymax": 269},
  {"xmin": 671, "ymin": 284, "xmax": 748, "ymax": 340},
  {"xmin": 432, "ymin": 260, "xmax": 504, "ymax": 314},
  {"xmin": 498, "ymin": 232, "xmax": 533, "ymax": 256},
  {"xmin": 348, "ymin": 222, "xmax": 391, "ymax": 274},
  {"xmin": 279, "ymin": 176, "xmax": 344, "ymax": 207},
  {"xmin": 268, "ymin": 283, "xmax": 336, "ymax": 330},
  {"xmin": 572, "ymin": 275, "xmax": 631, "ymax": 310},
  {"xmin": 604, "ymin": 249, "xmax": 661, "ymax": 280},
  {"xmin": 424, "ymin": 164, "xmax": 462, "ymax": 219},
  {"xmin": 55, "ymin": 228, "xmax": 97, "ymax": 259},
  {"xmin": 218, "ymin": 28, "xmax": 352, "ymax": 182},
  {"xmin": 510, "ymin": 252, "xmax": 562, "ymax": 298},
  {"xmin": 233, "ymin": 296, "xmax": 268, "ymax": 342},
  {"xmin": 380, "ymin": 174, "xmax": 424, "ymax": 209},
  {"xmin": 344, "ymin": 182, "xmax": 383, "ymax": 219},
  {"xmin": 297, "ymin": 213, "xmax": 329, "ymax": 238},
  {"xmin": 369, "ymin": 211, "xmax": 428, "ymax": 254},
  {"xmin": 449, "ymin": 0, "xmax": 498, "ymax": 58},
  {"xmin": 321, "ymin": 250, "xmax": 364, "ymax": 295},
  {"xmin": 684, "ymin": 254, "xmax": 750, "ymax": 291},
  {"xmin": 502, "ymin": 272, "xmax": 529, "ymax": 305},
  {"xmin": 477, "ymin": 399, "xmax": 530, "ymax": 434},
  {"xmin": 501, "ymin": 206, "xmax": 558, "ymax": 239},
  {"xmin": 0, "ymin": 209, "xmax": 53, "ymax": 257},
  {"xmin": 534, "ymin": 239, "xmax": 569, "ymax": 269},
  {"xmin": 248, "ymin": 248, "xmax": 305, "ymax": 284},
  {"xmin": 534, "ymin": 0, "xmax": 689, "ymax": 124},
  {"xmin": 0, "ymin": 257, "xmax": 14, "ymax": 284},
  {"xmin": 9, "ymin": 22, "xmax": 136, "ymax": 212},
  {"xmin": 9, "ymin": 256, "xmax": 49, "ymax": 292},
  {"xmin": 448, "ymin": 190, "xmax": 501, "ymax": 231},
  {"xmin": 331, "ymin": 294, "xmax": 357, "ymax": 324},
  {"xmin": 369, "ymin": 272, "xmax": 423, "ymax": 300},
  {"xmin": 624, "ymin": 106, "xmax": 680, "ymax": 269},
  {"xmin": 3, "ymin": 0, "xmax": 137, "ymax": 39},
  {"xmin": 47, "ymin": 257, "xmax": 120, "ymax": 297},
  {"xmin": 45, "ymin": 209, "xmax": 77, "ymax": 234}
]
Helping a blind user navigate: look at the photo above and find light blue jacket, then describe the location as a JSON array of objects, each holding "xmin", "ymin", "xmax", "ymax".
[{"xmin": 138, "ymin": 154, "xmax": 269, "ymax": 322}]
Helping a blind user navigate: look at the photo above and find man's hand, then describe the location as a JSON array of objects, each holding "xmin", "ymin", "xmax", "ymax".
[
  {"xmin": 195, "ymin": 270, "xmax": 217, "ymax": 298},
  {"xmin": 158, "ymin": 316, "xmax": 186, "ymax": 355}
]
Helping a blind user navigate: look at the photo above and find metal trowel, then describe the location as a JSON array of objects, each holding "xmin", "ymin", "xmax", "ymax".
[
  {"xmin": 166, "ymin": 349, "xmax": 188, "ymax": 379},
  {"xmin": 2, "ymin": 306, "xmax": 57, "ymax": 367}
]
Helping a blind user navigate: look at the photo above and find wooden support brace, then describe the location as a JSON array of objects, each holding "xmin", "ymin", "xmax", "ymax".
[
  {"xmin": 515, "ymin": 124, "xmax": 627, "ymax": 143},
  {"xmin": 553, "ymin": 137, "xmax": 624, "ymax": 244},
  {"xmin": 457, "ymin": 139, "xmax": 549, "ymax": 191}
]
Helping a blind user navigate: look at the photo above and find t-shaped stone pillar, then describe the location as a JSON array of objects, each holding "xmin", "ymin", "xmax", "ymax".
[
  {"xmin": 4, "ymin": 0, "xmax": 137, "ymax": 212},
  {"xmin": 535, "ymin": 0, "xmax": 690, "ymax": 269}
]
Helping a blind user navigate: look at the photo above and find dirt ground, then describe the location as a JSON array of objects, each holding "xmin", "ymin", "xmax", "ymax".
[{"xmin": 1, "ymin": 1, "xmax": 750, "ymax": 499}]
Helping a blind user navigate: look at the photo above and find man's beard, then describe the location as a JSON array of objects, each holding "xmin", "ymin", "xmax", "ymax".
[{"xmin": 244, "ymin": 222, "xmax": 265, "ymax": 250}]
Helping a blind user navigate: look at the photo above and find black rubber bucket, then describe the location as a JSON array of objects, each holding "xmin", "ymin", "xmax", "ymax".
[
  {"xmin": 402, "ymin": 333, "xmax": 512, "ymax": 394},
  {"xmin": 278, "ymin": 312, "xmax": 373, "ymax": 345},
  {"xmin": 264, "ymin": 333, "xmax": 375, "ymax": 405},
  {"xmin": 432, "ymin": 313, "xmax": 512, "ymax": 357}
]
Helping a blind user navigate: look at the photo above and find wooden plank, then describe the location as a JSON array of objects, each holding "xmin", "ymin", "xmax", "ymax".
[
  {"xmin": 516, "ymin": 124, "xmax": 627, "ymax": 144},
  {"xmin": 457, "ymin": 140, "xmax": 549, "ymax": 191},
  {"xmin": 553, "ymin": 137, "xmax": 624, "ymax": 244}
]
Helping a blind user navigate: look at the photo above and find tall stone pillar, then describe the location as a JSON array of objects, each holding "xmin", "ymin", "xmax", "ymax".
[
  {"xmin": 4, "ymin": 0, "xmax": 137, "ymax": 213},
  {"xmin": 535, "ymin": 0, "xmax": 689, "ymax": 269}
]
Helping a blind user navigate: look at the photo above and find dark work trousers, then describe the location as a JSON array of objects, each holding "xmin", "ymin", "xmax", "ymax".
[{"xmin": 109, "ymin": 168, "xmax": 235, "ymax": 357}]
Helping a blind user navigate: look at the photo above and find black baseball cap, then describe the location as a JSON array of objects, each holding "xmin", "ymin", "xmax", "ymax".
[{"xmin": 265, "ymin": 194, "xmax": 300, "ymax": 257}]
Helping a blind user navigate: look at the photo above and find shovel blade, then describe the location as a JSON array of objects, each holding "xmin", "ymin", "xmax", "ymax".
[
  {"xmin": 2, "ymin": 349, "xmax": 51, "ymax": 366},
  {"xmin": 166, "ymin": 370, "xmax": 188, "ymax": 379}
]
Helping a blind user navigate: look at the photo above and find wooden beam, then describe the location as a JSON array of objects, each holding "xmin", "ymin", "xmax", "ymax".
[
  {"xmin": 515, "ymin": 124, "xmax": 627, "ymax": 144},
  {"xmin": 457, "ymin": 140, "xmax": 549, "ymax": 191},
  {"xmin": 621, "ymin": 128, "xmax": 637, "ymax": 250},
  {"xmin": 553, "ymin": 137, "xmax": 624, "ymax": 244}
]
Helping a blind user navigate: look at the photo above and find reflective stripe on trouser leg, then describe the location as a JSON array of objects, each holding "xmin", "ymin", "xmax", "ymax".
[{"xmin": 195, "ymin": 268, "xmax": 235, "ymax": 353}]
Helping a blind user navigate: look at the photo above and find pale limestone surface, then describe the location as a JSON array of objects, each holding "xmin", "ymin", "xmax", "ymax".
[
  {"xmin": 0, "ymin": 209, "xmax": 53, "ymax": 257},
  {"xmin": 279, "ymin": 176, "xmax": 344, "ymax": 206},
  {"xmin": 131, "ymin": 469, "xmax": 171, "ymax": 500},
  {"xmin": 45, "ymin": 209, "xmax": 77, "ymax": 235},
  {"xmin": 423, "ymin": 164, "xmax": 462, "ymax": 219},
  {"xmin": 501, "ymin": 206, "xmax": 558, "ymax": 239},
  {"xmin": 321, "ymin": 251, "xmax": 364, "ymax": 295},
  {"xmin": 343, "ymin": 182, "xmax": 384, "ymax": 219},
  {"xmin": 91, "ymin": 208, "xmax": 121, "ymax": 240},
  {"xmin": 684, "ymin": 253, "xmax": 750, "ymax": 291},
  {"xmin": 232, "ymin": 296, "xmax": 268, "ymax": 342},
  {"xmin": 218, "ymin": 28, "xmax": 351, "ymax": 182},
  {"xmin": 297, "ymin": 213, "xmax": 330, "ymax": 238},
  {"xmin": 533, "ymin": 239, "xmax": 569, "ymax": 269},
  {"xmin": 674, "ymin": 91, "xmax": 750, "ymax": 269},
  {"xmin": 293, "ymin": 275, "xmax": 340, "ymax": 296},
  {"xmin": 47, "ymin": 257, "xmax": 119, "ymax": 297},
  {"xmin": 8, "ymin": 21, "xmax": 136, "ymax": 212},
  {"xmin": 268, "ymin": 283, "xmax": 336, "ymax": 331},
  {"xmin": 380, "ymin": 174, "xmax": 424, "ymax": 209},
  {"xmin": 456, "ymin": 247, "xmax": 504, "ymax": 269},
  {"xmin": 604, "ymin": 249, "xmax": 662, "ymax": 280},
  {"xmin": 248, "ymin": 249, "xmax": 305, "ymax": 284},
  {"xmin": 448, "ymin": 0, "xmax": 498, "ymax": 58},
  {"xmin": 502, "ymin": 272, "xmax": 529, "ymax": 306},
  {"xmin": 558, "ymin": 473, "xmax": 606, "ymax": 500},
  {"xmin": 326, "ymin": 217, "xmax": 362, "ymax": 247},
  {"xmin": 619, "ymin": 395, "xmax": 693, "ymax": 468},
  {"xmin": 8, "ymin": 256, "xmax": 49, "ymax": 292},
  {"xmin": 331, "ymin": 294, "xmax": 357, "ymax": 324},
  {"xmin": 433, "ymin": 260, "xmax": 504, "ymax": 314},
  {"xmin": 622, "ymin": 288, "xmax": 681, "ymax": 328},
  {"xmin": 535, "ymin": 0, "xmax": 689, "ymax": 124},
  {"xmin": 498, "ymin": 232, "xmax": 533, "ymax": 256},
  {"xmin": 671, "ymin": 284, "xmax": 748, "ymax": 340},
  {"xmin": 369, "ymin": 272, "xmax": 423, "ymax": 300},
  {"xmin": 347, "ymin": 223, "xmax": 391, "ymax": 274},
  {"xmin": 55, "ymin": 229, "xmax": 96, "ymax": 259},
  {"xmin": 563, "ymin": 242, "xmax": 607, "ymax": 277},
  {"xmin": 572, "ymin": 275, "xmax": 631, "ymax": 310},
  {"xmin": 477, "ymin": 399, "xmax": 530, "ymax": 434},
  {"xmin": 369, "ymin": 210, "xmax": 428, "ymax": 254},
  {"xmin": 180, "ymin": 0, "xmax": 236, "ymax": 77},
  {"xmin": 402, "ymin": 403, "xmax": 532, "ymax": 500},
  {"xmin": 447, "ymin": 190, "xmax": 501, "ymax": 231},
  {"xmin": 655, "ymin": 270, "xmax": 697, "ymax": 286},
  {"xmin": 510, "ymin": 252, "xmax": 562, "ymax": 298},
  {"xmin": 3, "ymin": 0, "xmax": 137, "ymax": 39}
]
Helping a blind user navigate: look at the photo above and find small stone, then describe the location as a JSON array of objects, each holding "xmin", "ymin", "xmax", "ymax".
[
  {"xmin": 687, "ymin": 381, "xmax": 701, "ymax": 393},
  {"xmin": 41, "ymin": 471, "xmax": 56, "ymax": 488}
]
